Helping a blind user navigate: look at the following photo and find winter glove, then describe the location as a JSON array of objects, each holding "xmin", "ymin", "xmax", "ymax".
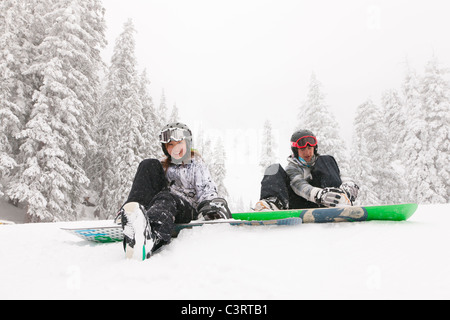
[
  {"xmin": 197, "ymin": 198, "xmax": 232, "ymax": 221},
  {"xmin": 340, "ymin": 181, "xmax": 359, "ymax": 203},
  {"xmin": 315, "ymin": 187, "xmax": 352, "ymax": 207}
]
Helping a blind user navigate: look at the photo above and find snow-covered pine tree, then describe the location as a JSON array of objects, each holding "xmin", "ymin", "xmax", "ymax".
[
  {"xmin": 382, "ymin": 89, "xmax": 405, "ymax": 152},
  {"xmin": 259, "ymin": 119, "xmax": 276, "ymax": 173},
  {"xmin": 297, "ymin": 73, "xmax": 350, "ymax": 174},
  {"xmin": 201, "ymin": 137, "xmax": 214, "ymax": 165},
  {"xmin": 194, "ymin": 126, "xmax": 204, "ymax": 154},
  {"xmin": 352, "ymin": 98, "xmax": 407, "ymax": 205},
  {"xmin": 157, "ymin": 89, "xmax": 168, "ymax": 129},
  {"xmin": 95, "ymin": 19, "xmax": 144, "ymax": 218},
  {"xmin": 0, "ymin": 0, "xmax": 42, "ymax": 197},
  {"xmin": 401, "ymin": 63, "xmax": 427, "ymax": 203},
  {"xmin": 416, "ymin": 56, "xmax": 450, "ymax": 203},
  {"xmin": 0, "ymin": 0, "xmax": 21, "ymax": 196},
  {"xmin": 379, "ymin": 92, "xmax": 408, "ymax": 204},
  {"xmin": 211, "ymin": 137, "xmax": 229, "ymax": 198},
  {"xmin": 351, "ymin": 99, "xmax": 381, "ymax": 205},
  {"xmin": 0, "ymin": 87, "xmax": 18, "ymax": 197},
  {"xmin": 169, "ymin": 103, "xmax": 179, "ymax": 123},
  {"xmin": 194, "ymin": 126, "xmax": 212, "ymax": 162},
  {"xmin": 138, "ymin": 69, "xmax": 160, "ymax": 159},
  {"xmin": 7, "ymin": 0, "xmax": 106, "ymax": 222}
]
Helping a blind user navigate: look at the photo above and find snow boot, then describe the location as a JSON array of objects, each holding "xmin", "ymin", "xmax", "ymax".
[
  {"xmin": 120, "ymin": 202, "xmax": 153, "ymax": 260},
  {"xmin": 254, "ymin": 197, "xmax": 283, "ymax": 211}
]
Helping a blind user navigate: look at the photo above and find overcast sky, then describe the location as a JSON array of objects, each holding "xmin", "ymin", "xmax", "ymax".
[{"xmin": 102, "ymin": 0, "xmax": 450, "ymax": 202}]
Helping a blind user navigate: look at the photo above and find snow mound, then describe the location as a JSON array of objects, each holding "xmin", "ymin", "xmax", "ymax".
[{"xmin": 0, "ymin": 203, "xmax": 449, "ymax": 299}]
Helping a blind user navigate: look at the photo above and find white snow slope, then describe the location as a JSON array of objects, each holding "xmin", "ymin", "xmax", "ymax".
[{"xmin": 0, "ymin": 203, "xmax": 449, "ymax": 300}]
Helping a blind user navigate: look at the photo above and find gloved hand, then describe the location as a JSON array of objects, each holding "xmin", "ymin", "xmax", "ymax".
[
  {"xmin": 340, "ymin": 181, "xmax": 359, "ymax": 203},
  {"xmin": 315, "ymin": 187, "xmax": 352, "ymax": 207},
  {"xmin": 197, "ymin": 198, "xmax": 232, "ymax": 220}
]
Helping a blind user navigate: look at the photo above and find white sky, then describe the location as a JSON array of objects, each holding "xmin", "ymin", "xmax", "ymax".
[{"xmin": 102, "ymin": 0, "xmax": 450, "ymax": 204}]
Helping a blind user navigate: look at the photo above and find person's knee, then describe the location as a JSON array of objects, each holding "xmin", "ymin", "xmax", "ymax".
[
  {"xmin": 315, "ymin": 155, "xmax": 338, "ymax": 167},
  {"xmin": 139, "ymin": 158, "xmax": 162, "ymax": 170},
  {"xmin": 264, "ymin": 163, "xmax": 282, "ymax": 176},
  {"xmin": 152, "ymin": 190, "xmax": 176, "ymax": 203}
]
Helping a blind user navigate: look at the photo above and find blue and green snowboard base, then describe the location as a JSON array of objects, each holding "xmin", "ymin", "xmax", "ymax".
[
  {"xmin": 62, "ymin": 203, "xmax": 418, "ymax": 243},
  {"xmin": 62, "ymin": 217, "xmax": 302, "ymax": 243},
  {"xmin": 233, "ymin": 203, "xmax": 418, "ymax": 223}
]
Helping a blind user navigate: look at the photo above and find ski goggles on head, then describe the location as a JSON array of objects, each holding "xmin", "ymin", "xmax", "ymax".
[
  {"xmin": 291, "ymin": 136, "xmax": 318, "ymax": 149},
  {"xmin": 159, "ymin": 128, "xmax": 190, "ymax": 143}
]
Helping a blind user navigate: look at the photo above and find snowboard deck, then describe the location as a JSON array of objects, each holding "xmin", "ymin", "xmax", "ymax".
[
  {"xmin": 62, "ymin": 217, "xmax": 302, "ymax": 243},
  {"xmin": 232, "ymin": 203, "xmax": 418, "ymax": 222}
]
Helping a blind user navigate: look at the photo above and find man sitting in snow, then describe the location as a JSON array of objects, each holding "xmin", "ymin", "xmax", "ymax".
[{"xmin": 254, "ymin": 129, "xmax": 359, "ymax": 211}]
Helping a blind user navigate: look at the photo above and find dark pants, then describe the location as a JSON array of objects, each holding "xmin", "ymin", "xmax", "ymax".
[
  {"xmin": 125, "ymin": 159, "xmax": 196, "ymax": 243},
  {"xmin": 260, "ymin": 155, "xmax": 342, "ymax": 209}
]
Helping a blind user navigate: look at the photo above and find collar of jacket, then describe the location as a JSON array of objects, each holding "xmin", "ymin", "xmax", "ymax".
[{"xmin": 287, "ymin": 154, "xmax": 317, "ymax": 168}]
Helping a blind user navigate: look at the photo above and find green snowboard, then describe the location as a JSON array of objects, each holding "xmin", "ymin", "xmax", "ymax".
[{"xmin": 232, "ymin": 203, "xmax": 418, "ymax": 223}]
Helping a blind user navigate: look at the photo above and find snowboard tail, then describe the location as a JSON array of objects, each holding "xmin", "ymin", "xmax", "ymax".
[
  {"xmin": 365, "ymin": 203, "xmax": 417, "ymax": 221},
  {"xmin": 63, "ymin": 226, "xmax": 123, "ymax": 243}
]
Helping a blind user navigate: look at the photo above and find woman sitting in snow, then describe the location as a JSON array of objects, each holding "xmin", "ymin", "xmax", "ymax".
[{"xmin": 117, "ymin": 122, "xmax": 230, "ymax": 260}]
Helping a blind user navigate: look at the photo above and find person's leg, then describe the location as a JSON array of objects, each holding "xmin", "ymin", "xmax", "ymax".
[
  {"xmin": 145, "ymin": 191, "xmax": 195, "ymax": 250},
  {"xmin": 310, "ymin": 155, "xmax": 342, "ymax": 188},
  {"xmin": 260, "ymin": 163, "xmax": 319, "ymax": 209},
  {"xmin": 122, "ymin": 190, "xmax": 195, "ymax": 258},
  {"xmin": 121, "ymin": 159, "xmax": 169, "ymax": 259},
  {"xmin": 287, "ymin": 187, "xmax": 319, "ymax": 209},
  {"xmin": 125, "ymin": 159, "xmax": 168, "ymax": 210},
  {"xmin": 259, "ymin": 164, "xmax": 290, "ymax": 209}
]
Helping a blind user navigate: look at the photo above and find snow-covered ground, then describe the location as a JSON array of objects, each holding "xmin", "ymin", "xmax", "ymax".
[{"xmin": 0, "ymin": 202, "xmax": 449, "ymax": 300}]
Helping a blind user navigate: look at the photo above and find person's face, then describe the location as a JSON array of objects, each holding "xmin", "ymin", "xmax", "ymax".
[
  {"xmin": 166, "ymin": 140, "xmax": 187, "ymax": 160},
  {"xmin": 297, "ymin": 145, "xmax": 315, "ymax": 162}
]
